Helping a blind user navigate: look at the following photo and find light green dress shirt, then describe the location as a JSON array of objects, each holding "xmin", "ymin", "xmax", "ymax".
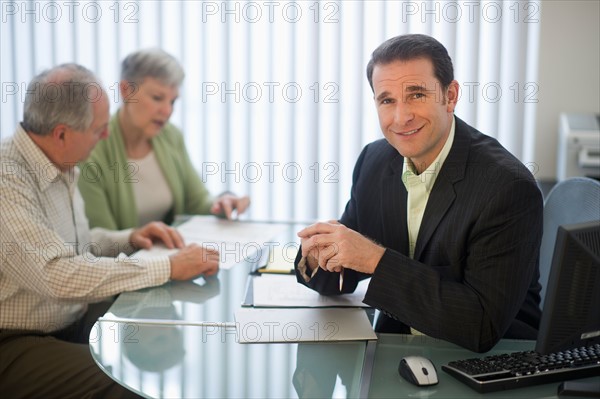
[{"xmin": 402, "ymin": 117, "xmax": 456, "ymax": 259}]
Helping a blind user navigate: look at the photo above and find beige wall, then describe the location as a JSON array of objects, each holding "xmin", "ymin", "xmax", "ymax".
[{"xmin": 535, "ymin": 0, "xmax": 600, "ymax": 179}]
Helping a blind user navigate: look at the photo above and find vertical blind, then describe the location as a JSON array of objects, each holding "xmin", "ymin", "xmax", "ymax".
[{"xmin": 1, "ymin": 0, "xmax": 541, "ymax": 223}]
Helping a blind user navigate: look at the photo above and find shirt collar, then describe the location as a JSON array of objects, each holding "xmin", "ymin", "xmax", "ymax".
[
  {"xmin": 13, "ymin": 124, "xmax": 80, "ymax": 193},
  {"xmin": 402, "ymin": 116, "xmax": 456, "ymax": 192}
]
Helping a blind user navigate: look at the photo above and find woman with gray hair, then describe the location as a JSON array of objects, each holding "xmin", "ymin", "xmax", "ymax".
[{"xmin": 79, "ymin": 49, "xmax": 249, "ymax": 230}]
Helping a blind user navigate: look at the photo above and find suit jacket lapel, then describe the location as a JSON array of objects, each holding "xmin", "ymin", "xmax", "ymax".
[
  {"xmin": 414, "ymin": 175, "xmax": 456, "ymax": 259},
  {"xmin": 381, "ymin": 154, "xmax": 409, "ymax": 255},
  {"xmin": 414, "ymin": 117, "xmax": 470, "ymax": 259}
]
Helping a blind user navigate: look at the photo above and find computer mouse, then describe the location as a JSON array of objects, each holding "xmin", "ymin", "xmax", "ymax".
[{"xmin": 398, "ymin": 356, "xmax": 439, "ymax": 387}]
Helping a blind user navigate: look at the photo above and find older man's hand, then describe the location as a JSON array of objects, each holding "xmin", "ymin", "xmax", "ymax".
[
  {"xmin": 169, "ymin": 244, "xmax": 220, "ymax": 280},
  {"xmin": 130, "ymin": 221, "xmax": 185, "ymax": 250}
]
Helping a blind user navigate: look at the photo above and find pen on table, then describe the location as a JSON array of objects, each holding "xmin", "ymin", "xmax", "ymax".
[{"xmin": 339, "ymin": 268, "xmax": 344, "ymax": 292}]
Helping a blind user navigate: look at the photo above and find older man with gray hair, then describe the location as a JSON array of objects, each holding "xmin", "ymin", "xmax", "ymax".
[{"xmin": 0, "ymin": 63, "xmax": 219, "ymax": 398}]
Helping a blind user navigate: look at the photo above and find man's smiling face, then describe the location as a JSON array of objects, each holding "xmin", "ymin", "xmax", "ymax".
[{"xmin": 372, "ymin": 58, "xmax": 459, "ymax": 173}]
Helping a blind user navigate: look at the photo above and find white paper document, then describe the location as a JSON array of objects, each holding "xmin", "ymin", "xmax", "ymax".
[
  {"xmin": 234, "ymin": 307, "xmax": 377, "ymax": 343},
  {"xmin": 177, "ymin": 216, "xmax": 288, "ymax": 244},
  {"xmin": 252, "ymin": 274, "xmax": 371, "ymax": 307},
  {"xmin": 134, "ymin": 216, "xmax": 290, "ymax": 269}
]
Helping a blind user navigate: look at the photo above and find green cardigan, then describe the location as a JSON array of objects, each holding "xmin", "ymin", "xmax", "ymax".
[{"xmin": 78, "ymin": 112, "xmax": 213, "ymax": 230}]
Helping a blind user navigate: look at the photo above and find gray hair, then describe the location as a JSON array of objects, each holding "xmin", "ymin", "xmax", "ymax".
[
  {"xmin": 23, "ymin": 63, "xmax": 104, "ymax": 136},
  {"xmin": 121, "ymin": 48, "xmax": 185, "ymax": 87}
]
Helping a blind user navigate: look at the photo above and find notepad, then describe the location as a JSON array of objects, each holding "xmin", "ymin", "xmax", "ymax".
[
  {"xmin": 256, "ymin": 244, "xmax": 298, "ymax": 274},
  {"xmin": 234, "ymin": 307, "xmax": 377, "ymax": 343}
]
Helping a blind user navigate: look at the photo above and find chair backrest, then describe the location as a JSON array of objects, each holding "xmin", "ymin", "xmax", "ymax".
[{"xmin": 539, "ymin": 177, "xmax": 600, "ymax": 310}]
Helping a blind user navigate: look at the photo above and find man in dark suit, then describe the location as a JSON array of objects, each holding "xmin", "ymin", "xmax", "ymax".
[{"xmin": 295, "ymin": 34, "xmax": 543, "ymax": 353}]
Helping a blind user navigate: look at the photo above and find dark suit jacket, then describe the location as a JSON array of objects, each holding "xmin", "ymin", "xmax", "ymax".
[{"xmin": 296, "ymin": 117, "xmax": 543, "ymax": 353}]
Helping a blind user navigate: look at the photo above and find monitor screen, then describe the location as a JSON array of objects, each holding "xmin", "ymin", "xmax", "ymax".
[{"xmin": 535, "ymin": 220, "xmax": 600, "ymax": 354}]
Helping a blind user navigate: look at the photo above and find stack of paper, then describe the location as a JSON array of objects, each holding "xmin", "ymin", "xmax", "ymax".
[
  {"xmin": 236, "ymin": 274, "xmax": 377, "ymax": 343},
  {"xmin": 234, "ymin": 307, "xmax": 377, "ymax": 343}
]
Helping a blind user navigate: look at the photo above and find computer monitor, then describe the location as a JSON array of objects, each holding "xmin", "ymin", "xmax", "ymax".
[{"xmin": 535, "ymin": 220, "xmax": 600, "ymax": 355}]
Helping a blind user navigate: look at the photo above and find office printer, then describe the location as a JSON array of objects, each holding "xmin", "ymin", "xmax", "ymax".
[{"xmin": 557, "ymin": 113, "xmax": 600, "ymax": 180}]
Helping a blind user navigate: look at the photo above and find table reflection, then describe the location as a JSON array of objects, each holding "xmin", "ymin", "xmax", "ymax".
[
  {"xmin": 103, "ymin": 276, "xmax": 222, "ymax": 322},
  {"xmin": 91, "ymin": 322, "xmax": 367, "ymax": 398},
  {"xmin": 293, "ymin": 342, "xmax": 365, "ymax": 398},
  {"xmin": 123, "ymin": 319, "xmax": 185, "ymax": 373}
]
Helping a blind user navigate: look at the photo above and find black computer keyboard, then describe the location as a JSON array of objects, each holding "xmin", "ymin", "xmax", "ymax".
[{"xmin": 442, "ymin": 344, "xmax": 600, "ymax": 393}]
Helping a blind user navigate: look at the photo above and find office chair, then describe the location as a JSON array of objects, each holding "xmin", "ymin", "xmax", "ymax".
[{"xmin": 538, "ymin": 177, "xmax": 600, "ymax": 310}]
